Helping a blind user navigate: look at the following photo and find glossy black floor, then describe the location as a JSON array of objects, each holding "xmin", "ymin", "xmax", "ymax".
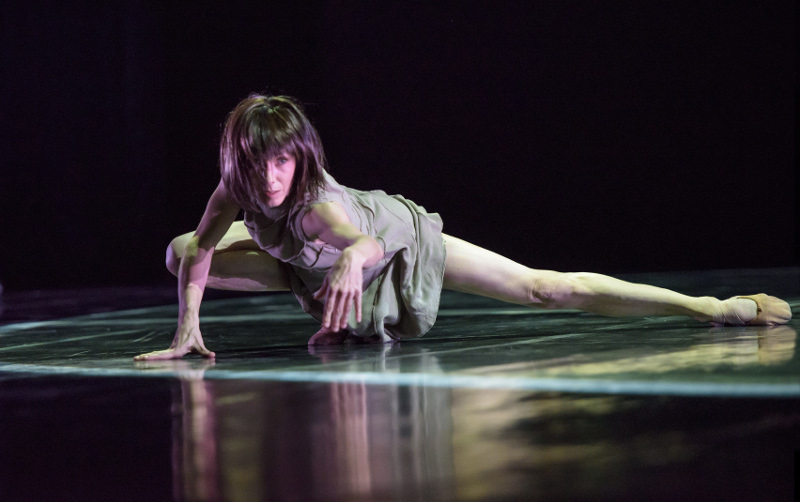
[{"xmin": 1, "ymin": 269, "xmax": 798, "ymax": 501}]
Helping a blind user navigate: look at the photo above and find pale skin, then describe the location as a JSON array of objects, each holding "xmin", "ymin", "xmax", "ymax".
[{"xmin": 134, "ymin": 153, "xmax": 792, "ymax": 360}]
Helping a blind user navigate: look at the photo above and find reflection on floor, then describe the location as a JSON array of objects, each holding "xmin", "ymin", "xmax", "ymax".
[{"xmin": 0, "ymin": 268, "xmax": 798, "ymax": 500}]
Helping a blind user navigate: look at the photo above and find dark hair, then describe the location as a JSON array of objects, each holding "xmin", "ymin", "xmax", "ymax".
[{"xmin": 220, "ymin": 94, "xmax": 327, "ymax": 211}]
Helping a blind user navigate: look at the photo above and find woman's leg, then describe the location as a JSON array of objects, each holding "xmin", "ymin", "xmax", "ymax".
[
  {"xmin": 442, "ymin": 234, "xmax": 791, "ymax": 325},
  {"xmin": 166, "ymin": 221, "xmax": 290, "ymax": 292}
]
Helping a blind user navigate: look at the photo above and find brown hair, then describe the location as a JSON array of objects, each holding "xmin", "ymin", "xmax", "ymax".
[{"xmin": 219, "ymin": 94, "xmax": 327, "ymax": 212}]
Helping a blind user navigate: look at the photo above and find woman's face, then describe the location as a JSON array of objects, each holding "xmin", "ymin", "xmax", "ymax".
[{"xmin": 262, "ymin": 151, "xmax": 296, "ymax": 207}]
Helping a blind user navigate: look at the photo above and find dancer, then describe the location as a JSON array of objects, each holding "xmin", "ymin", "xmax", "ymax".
[{"xmin": 134, "ymin": 95, "xmax": 791, "ymax": 360}]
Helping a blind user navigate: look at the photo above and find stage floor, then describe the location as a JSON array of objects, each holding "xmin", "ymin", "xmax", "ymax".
[{"xmin": 1, "ymin": 268, "xmax": 798, "ymax": 501}]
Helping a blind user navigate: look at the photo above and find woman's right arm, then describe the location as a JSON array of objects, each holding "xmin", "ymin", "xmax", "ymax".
[{"xmin": 134, "ymin": 180, "xmax": 240, "ymax": 361}]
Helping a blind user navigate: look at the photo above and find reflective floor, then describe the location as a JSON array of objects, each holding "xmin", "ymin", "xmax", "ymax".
[{"xmin": 0, "ymin": 268, "xmax": 798, "ymax": 501}]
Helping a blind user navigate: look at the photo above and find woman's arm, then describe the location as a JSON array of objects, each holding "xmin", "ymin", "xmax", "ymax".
[
  {"xmin": 134, "ymin": 180, "xmax": 240, "ymax": 360},
  {"xmin": 302, "ymin": 201, "xmax": 385, "ymax": 331}
]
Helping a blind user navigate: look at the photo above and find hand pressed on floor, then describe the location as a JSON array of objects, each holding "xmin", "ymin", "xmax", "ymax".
[
  {"xmin": 133, "ymin": 323, "xmax": 215, "ymax": 360},
  {"xmin": 313, "ymin": 249, "xmax": 364, "ymax": 331}
]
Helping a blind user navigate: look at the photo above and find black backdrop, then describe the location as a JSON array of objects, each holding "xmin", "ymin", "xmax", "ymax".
[{"xmin": 1, "ymin": 1, "xmax": 795, "ymax": 291}]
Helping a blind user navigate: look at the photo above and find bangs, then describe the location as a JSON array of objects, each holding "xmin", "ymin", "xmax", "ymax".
[{"xmin": 239, "ymin": 106, "xmax": 301, "ymax": 168}]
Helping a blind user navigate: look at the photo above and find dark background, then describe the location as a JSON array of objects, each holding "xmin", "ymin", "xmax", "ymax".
[{"xmin": 1, "ymin": 1, "xmax": 795, "ymax": 291}]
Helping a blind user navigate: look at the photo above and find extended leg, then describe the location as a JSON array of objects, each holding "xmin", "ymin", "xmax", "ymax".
[
  {"xmin": 166, "ymin": 221, "xmax": 290, "ymax": 292},
  {"xmin": 442, "ymin": 234, "xmax": 791, "ymax": 325}
]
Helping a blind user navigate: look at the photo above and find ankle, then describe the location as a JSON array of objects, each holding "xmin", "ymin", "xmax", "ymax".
[{"xmin": 710, "ymin": 297, "xmax": 758, "ymax": 326}]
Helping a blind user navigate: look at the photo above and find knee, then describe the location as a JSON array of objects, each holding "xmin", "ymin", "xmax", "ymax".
[
  {"xmin": 528, "ymin": 272, "xmax": 592, "ymax": 309},
  {"xmin": 165, "ymin": 236, "xmax": 187, "ymax": 277}
]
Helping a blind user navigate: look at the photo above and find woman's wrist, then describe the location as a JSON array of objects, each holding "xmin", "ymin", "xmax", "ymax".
[
  {"xmin": 179, "ymin": 283, "xmax": 204, "ymax": 325},
  {"xmin": 180, "ymin": 309, "xmax": 200, "ymax": 325},
  {"xmin": 341, "ymin": 247, "xmax": 367, "ymax": 268}
]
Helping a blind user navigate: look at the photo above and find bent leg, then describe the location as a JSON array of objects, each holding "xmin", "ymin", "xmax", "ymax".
[
  {"xmin": 441, "ymin": 234, "xmax": 790, "ymax": 324},
  {"xmin": 167, "ymin": 221, "xmax": 290, "ymax": 292}
]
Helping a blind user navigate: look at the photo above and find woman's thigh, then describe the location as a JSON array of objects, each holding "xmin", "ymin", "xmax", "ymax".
[
  {"xmin": 442, "ymin": 234, "xmax": 559, "ymax": 306},
  {"xmin": 169, "ymin": 221, "xmax": 290, "ymax": 291},
  {"xmin": 170, "ymin": 221, "xmax": 262, "ymax": 255}
]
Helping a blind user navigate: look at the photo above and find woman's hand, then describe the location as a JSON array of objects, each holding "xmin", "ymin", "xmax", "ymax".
[
  {"xmin": 134, "ymin": 181, "xmax": 237, "ymax": 361},
  {"xmin": 313, "ymin": 248, "xmax": 365, "ymax": 331},
  {"xmin": 302, "ymin": 201, "xmax": 384, "ymax": 332},
  {"xmin": 134, "ymin": 321, "xmax": 215, "ymax": 361}
]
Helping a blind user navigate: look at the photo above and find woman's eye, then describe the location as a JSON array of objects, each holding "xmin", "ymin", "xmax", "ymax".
[{"xmin": 276, "ymin": 157, "xmax": 287, "ymax": 165}]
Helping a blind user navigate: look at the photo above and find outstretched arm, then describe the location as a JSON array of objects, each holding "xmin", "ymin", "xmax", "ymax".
[
  {"xmin": 134, "ymin": 180, "xmax": 240, "ymax": 360},
  {"xmin": 302, "ymin": 202, "xmax": 384, "ymax": 331}
]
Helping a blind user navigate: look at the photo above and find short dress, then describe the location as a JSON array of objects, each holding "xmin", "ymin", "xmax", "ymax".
[{"xmin": 242, "ymin": 172, "xmax": 446, "ymax": 340}]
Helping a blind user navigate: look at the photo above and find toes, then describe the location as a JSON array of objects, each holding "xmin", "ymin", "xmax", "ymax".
[
  {"xmin": 308, "ymin": 329, "xmax": 349, "ymax": 346},
  {"xmin": 743, "ymin": 294, "xmax": 792, "ymax": 326},
  {"xmin": 767, "ymin": 296, "xmax": 792, "ymax": 324}
]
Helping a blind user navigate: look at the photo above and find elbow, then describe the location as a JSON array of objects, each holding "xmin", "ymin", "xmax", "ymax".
[
  {"xmin": 176, "ymin": 237, "xmax": 203, "ymax": 270},
  {"xmin": 166, "ymin": 235, "xmax": 199, "ymax": 276},
  {"xmin": 183, "ymin": 237, "xmax": 201, "ymax": 258}
]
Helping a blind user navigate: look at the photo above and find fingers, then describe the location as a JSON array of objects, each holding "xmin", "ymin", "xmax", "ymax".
[
  {"xmin": 307, "ymin": 328, "xmax": 348, "ymax": 346},
  {"xmin": 315, "ymin": 273, "xmax": 362, "ymax": 331},
  {"xmin": 195, "ymin": 339, "xmax": 216, "ymax": 359},
  {"xmin": 134, "ymin": 344, "xmax": 214, "ymax": 361},
  {"xmin": 314, "ymin": 281, "xmax": 338, "ymax": 328},
  {"xmin": 316, "ymin": 280, "xmax": 340, "ymax": 329},
  {"xmin": 134, "ymin": 329, "xmax": 214, "ymax": 361},
  {"xmin": 334, "ymin": 291, "xmax": 353, "ymax": 331},
  {"xmin": 322, "ymin": 288, "xmax": 341, "ymax": 329},
  {"xmin": 321, "ymin": 288, "xmax": 358, "ymax": 331}
]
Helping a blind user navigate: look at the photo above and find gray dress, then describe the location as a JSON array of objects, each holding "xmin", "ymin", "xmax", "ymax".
[{"xmin": 243, "ymin": 172, "xmax": 446, "ymax": 340}]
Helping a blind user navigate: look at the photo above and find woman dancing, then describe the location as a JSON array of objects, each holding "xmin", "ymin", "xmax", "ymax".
[{"xmin": 134, "ymin": 95, "xmax": 791, "ymax": 360}]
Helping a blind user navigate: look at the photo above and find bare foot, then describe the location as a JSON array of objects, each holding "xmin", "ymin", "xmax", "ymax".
[
  {"xmin": 362, "ymin": 333, "xmax": 399, "ymax": 344},
  {"xmin": 307, "ymin": 327, "xmax": 399, "ymax": 346},
  {"xmin": 307, "ymin": 326, "xmax": 350, "ymax": 346}
]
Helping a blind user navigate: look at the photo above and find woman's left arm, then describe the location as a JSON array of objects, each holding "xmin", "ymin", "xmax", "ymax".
[{"xmin": 302, "ymin": 201, "xmax": 385, "ymax": 331}]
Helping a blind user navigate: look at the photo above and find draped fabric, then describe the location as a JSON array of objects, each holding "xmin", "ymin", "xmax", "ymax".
[{"xmin": 243, "ymin": 172, "xmax": 446, "ymax": 339}]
